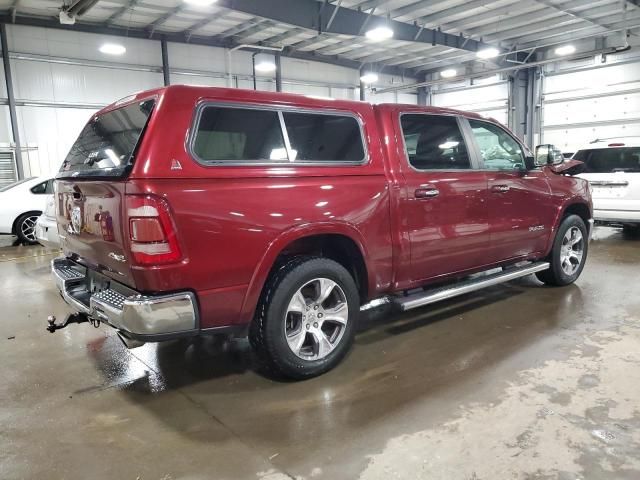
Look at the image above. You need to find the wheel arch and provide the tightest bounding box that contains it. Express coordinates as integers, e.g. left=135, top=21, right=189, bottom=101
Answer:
left=239, top=223, right=372, bottom=325
left=544, top=200, right=592, bottom=256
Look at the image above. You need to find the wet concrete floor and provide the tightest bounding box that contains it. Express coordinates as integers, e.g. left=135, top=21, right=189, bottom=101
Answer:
left=1, top=227, right=639, bottom=480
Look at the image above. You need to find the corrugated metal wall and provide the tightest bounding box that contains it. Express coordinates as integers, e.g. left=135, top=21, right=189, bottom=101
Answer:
left=542, top=52, right=640, bottom=153
left=432, top=76, right=509, bottom=126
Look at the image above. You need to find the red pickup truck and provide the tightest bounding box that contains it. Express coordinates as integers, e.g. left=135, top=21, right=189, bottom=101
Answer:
left=49, top=85, right=592, bottom=379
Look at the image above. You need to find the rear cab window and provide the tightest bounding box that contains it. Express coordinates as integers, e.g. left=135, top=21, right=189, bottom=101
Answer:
left=399, top=114, right=471, bottom=170
left=190, top=104, right=366, bottom=165
left=573, top=147, right=640, bottom=173
left=58, top=99, right=155, bottom=178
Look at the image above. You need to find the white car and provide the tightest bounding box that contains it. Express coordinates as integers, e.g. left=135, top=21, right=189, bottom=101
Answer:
left=35, top=195, right=60, bottom=248
left=573, top=138, right=640, bottom=231
left=0, top=177, right=54, bottom=244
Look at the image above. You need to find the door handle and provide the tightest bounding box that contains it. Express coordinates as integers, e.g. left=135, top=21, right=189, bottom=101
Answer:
left=415, top=188, right=440, bottom=199
left=491, top=185, right=510, bottom=193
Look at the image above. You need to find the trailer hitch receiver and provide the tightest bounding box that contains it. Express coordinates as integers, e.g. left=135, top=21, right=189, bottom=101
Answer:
left=46, top=313, right=91, bottom=333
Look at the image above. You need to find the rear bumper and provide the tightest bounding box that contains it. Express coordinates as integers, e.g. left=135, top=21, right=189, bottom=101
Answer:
left=594, top=209, right=640, bottom=224
left=52, top=257, right=199, bottom=342
left=36, top=215, right=60, bottom=248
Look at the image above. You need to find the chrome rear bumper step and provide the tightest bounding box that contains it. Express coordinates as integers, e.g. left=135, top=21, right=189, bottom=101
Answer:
left=394, top=261, right=550, bottom=312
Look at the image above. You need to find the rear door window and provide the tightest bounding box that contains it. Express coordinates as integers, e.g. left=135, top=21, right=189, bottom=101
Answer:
left=282, top=112, right=365, bottom=162
left=193, top=106, right=287, bottom=163
left=573, top=147, right=640, bottom=173
left=400, top=114, right=471, bottom=170
left=59, top=99, right=155, bottom=178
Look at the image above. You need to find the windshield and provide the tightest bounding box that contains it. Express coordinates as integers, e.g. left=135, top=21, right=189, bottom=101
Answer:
left=573, top=147, right=640, bottom=173
left=0, top=177, right=36, bottom=193
left=58, top=99, right=155, bottom=178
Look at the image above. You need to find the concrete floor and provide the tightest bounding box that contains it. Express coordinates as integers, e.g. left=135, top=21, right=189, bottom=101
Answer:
left=1, top=228, right=639, bottom=480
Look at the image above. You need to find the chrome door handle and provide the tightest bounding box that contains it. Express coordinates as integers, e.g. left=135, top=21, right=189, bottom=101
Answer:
left=415, top=188, right=440, bottom=199
left=491, top=185, right=510, bottom=193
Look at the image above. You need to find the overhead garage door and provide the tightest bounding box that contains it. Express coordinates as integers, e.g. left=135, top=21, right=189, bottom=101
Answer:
left=432, top=80, right=509, bottom=126
left=0, top=150, right=16, bottom=188
left=542, top=57, right=640, bottom=154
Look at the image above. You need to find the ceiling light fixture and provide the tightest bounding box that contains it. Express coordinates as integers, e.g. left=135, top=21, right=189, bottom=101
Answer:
left=440, top=68, right=457, bottom=78
left=476, top=47, right=500, bottom=59
left=365, top=26, right=394, bottom=42
left=99, top=43, right=126, bottom=55
left=183, top=0, right=217, bottom=6
left=555, top=44, right=576, bottom=56
left=360, top=72, right=379, bottom=84
left=254, top=53, right=277, bottom=72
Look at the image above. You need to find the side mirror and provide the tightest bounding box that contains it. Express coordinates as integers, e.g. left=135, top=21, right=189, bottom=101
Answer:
left=535, top=144, right=564, bottom=166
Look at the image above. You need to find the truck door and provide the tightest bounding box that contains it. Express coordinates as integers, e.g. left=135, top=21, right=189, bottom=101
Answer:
left=463, top=118, right=554, bottom=263
left=395, top=113, right=490, bottom=286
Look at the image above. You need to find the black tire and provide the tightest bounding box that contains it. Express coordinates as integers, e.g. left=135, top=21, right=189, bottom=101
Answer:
left=15, top=212, right=41, bottom=245
left=536, top=214, right=588, bottom=286
left=249, top=256, right=360, bottom=380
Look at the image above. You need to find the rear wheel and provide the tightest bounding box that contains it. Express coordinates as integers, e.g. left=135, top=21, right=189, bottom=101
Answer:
left=15, top=213, right=41, bottom=245
left=536, top=214, right=588, bottom=286
left=250, top=257, right=359, bottom=379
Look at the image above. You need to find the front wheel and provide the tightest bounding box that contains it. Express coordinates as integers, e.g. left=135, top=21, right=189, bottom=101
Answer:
left=250, top=257, right=359, bottom=379
left=536, top=214, right=588, bottom=286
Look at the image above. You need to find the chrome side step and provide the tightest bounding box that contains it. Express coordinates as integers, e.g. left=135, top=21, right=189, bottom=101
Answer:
left=394, top=261, right=550, bottom=312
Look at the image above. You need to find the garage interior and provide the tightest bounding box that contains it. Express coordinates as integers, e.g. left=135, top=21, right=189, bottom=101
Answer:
left=1, top=0, right=640, bottom=479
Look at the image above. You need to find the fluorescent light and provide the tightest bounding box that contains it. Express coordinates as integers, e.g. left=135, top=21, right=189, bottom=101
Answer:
left=99, top=43, right=126, bottom=55
left=555, top=44, right=576, bottom=56
left=269, top=148, right=288, bottom=160
left=360, top=72, right=379, bottom=84
left=183, top=0, right=217, bottom=5
left=365, top=26, right=394, bottom=42
left=255, top=61, right=276, bottom=72
left=440, top=68, right=457, bottom=78
left=254, top=52, right=276, bottom=73
left=477, top=47, right=500, bottom=59
left=439, top=141, right=459, bottom=149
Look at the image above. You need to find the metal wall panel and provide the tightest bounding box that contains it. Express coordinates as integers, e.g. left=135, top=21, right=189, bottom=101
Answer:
left=542, top=55, right=640, bottom=152
left=432, top=80, right=509, bottom=125
left=6, top=25, right=162, bottom=67
left=16, top=106, right=98, bottom=177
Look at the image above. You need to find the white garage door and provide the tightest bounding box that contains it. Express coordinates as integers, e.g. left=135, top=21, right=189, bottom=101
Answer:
left=0, top=151, right=16, bottom=188
left=542, top=57, right=640, bottom=154
left=432, top=80, right=509, bottom=126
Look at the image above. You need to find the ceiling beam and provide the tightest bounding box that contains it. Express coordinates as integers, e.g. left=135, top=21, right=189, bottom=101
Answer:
left=0, top=14, right=416, bottom=78
left=215, top=0, right=492, bottom=53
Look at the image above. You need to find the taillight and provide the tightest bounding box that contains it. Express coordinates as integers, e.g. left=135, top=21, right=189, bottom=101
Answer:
left=126, top=195, right=182, bottom=265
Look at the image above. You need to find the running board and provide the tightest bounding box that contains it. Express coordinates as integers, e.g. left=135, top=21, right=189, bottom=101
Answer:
left=394, top=261, right=550, bottom=312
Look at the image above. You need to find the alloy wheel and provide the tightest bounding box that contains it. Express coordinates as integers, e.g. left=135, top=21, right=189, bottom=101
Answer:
left=20, top=215, right=39, bottom=243
left=560, top=226, right=584, bottom=276
left=284, top=277, right=349, bottom=360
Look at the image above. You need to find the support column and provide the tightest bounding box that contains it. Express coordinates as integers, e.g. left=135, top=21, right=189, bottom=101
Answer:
left=417, top=74, right=432, bottom=106
left=509, top=68, right=541, bottom=149
left=359, top=68, right=366, bottom=101
left=275, top=53, right=282, bottom=92
left=0, top=23, right=24, bottom=180
left=160, top=37, right=170, bottom=86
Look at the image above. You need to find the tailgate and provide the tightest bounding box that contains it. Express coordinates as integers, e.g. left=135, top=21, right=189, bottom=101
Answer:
left=579, top=173, right=640, bottom=212
left=56, top=180, right=135, bottom=286
left=53, top=97, right=156, bottom=288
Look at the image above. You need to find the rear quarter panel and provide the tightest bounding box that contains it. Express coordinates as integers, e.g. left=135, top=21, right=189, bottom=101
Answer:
left=128, top=86, right=393, bottom=328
